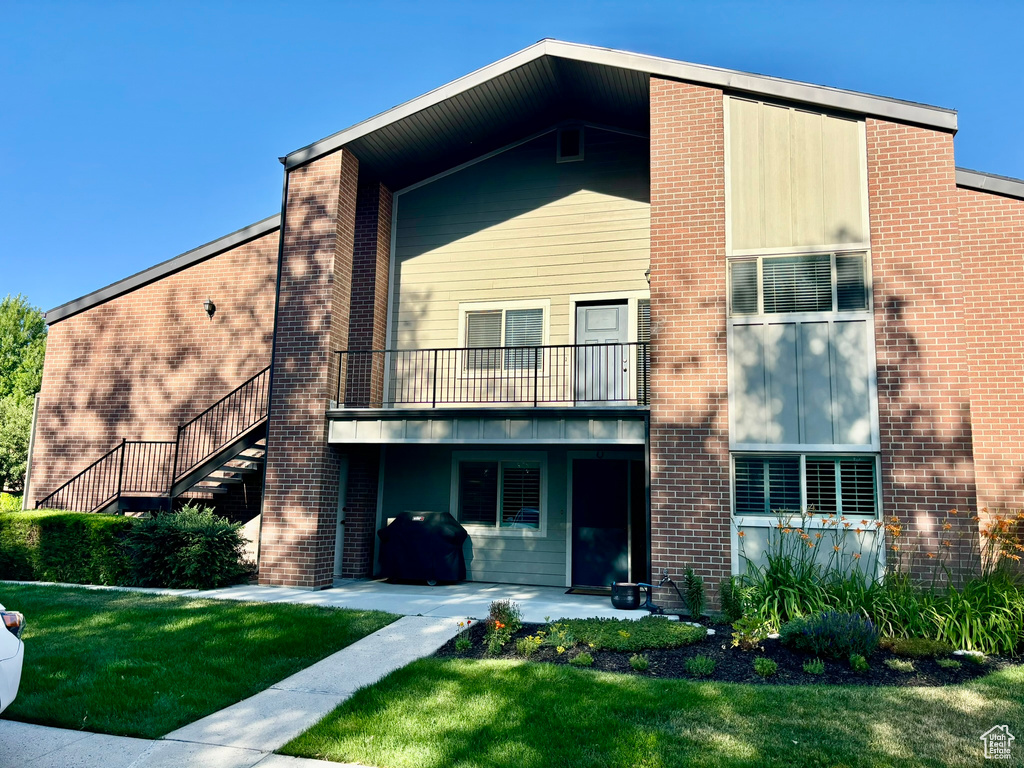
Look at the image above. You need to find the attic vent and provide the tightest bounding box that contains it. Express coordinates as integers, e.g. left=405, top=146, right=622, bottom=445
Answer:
left=557, top=127, right=584, bottom=163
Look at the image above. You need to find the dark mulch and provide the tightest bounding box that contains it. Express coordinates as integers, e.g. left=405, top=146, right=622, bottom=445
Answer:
left=435, top=619, right=1015, bottom=687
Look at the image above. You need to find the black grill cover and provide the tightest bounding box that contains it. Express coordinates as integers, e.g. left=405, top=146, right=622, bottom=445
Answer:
left=377, top=511, right=468, bottom=583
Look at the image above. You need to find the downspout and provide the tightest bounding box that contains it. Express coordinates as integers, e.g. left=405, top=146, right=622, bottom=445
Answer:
left=254, top=157, right=292, bottom=569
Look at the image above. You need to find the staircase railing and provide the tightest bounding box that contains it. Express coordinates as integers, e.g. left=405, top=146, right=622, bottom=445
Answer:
left=36, top=366, right=271, bottom=514
left=171, top=366, right=271, bottom=483
left=36, top=439, right=175, bottom=512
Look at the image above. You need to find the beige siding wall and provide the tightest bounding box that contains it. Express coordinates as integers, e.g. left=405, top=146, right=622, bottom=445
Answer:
left=391, top=128, right=650, bottom=349
left=727, top=97, right=868, bottom=253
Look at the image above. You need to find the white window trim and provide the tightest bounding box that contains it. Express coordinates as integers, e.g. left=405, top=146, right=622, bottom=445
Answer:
left=450, top=450, right=548, bottom=538
left=456, top=299, right=552, bottom=379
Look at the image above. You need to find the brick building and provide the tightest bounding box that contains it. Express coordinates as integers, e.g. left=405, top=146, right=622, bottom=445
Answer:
left=26, top=41, right=1024, bottom=599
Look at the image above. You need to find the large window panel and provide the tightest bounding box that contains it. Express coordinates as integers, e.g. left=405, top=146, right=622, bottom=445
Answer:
left=735, top=454, right=878, bottom=518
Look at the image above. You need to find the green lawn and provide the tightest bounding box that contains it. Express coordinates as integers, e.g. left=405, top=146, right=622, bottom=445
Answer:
left=0, top=583, right=397, bottom=738
left=282, top=658, right=1024, bottom=768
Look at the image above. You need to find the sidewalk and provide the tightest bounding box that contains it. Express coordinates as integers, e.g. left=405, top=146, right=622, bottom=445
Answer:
left=1, top=615, right=459, bottom=768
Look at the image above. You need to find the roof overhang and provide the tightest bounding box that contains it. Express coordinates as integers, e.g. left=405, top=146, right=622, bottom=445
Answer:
left=285, top=39, right=958, bottom=188
left=956, top=168, right=1024, bottom=201
left=45, top=214, right=281, bottom=325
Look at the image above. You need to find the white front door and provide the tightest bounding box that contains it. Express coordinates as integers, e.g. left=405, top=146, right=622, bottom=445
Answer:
left=575, top=302, right=629, bottom=403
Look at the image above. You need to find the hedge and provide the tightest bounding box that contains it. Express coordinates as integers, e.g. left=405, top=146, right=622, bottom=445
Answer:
left=0, top=510, right=135, bottom=585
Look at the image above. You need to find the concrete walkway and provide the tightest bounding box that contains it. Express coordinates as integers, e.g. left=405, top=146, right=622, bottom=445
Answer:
left=3, top=578, right=642, bottom=623
left=1, top=615, right=459, bottom=768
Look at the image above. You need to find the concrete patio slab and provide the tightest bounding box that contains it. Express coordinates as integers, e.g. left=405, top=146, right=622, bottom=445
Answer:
left=162, top=615, right=459, bottom=752
left=18, top=730, right=152, bottom=768
left=0, top=720, right=93, bottom=764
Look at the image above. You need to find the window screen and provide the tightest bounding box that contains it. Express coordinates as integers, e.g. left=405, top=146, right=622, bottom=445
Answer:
left=466, top=311, right=502, bottom=370
left=500, top=462, right=541, bottom=529
left=458, top=462, right=498, bottom=525
left=734, top=456, right=800, bottom=515
left=838, top=458, right=876, bottom=516
left=762, top=255, right=832, bottom=313
left=504, top=308, right=543, bottom=370
left=836, top=254, right=869, bottom=311
left=730, top=260, right=759, bottom=315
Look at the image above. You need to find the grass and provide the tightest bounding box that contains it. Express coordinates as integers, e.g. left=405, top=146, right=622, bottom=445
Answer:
left=0, top=583, right=397, bottom=738
left=282, top=658, right=1024, bottom=768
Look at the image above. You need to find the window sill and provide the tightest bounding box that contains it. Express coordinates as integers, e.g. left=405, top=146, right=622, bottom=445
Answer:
left=462, top=524, right=547, bottom=539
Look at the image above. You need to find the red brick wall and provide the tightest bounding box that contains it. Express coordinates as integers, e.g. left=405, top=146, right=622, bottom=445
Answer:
left=339, top=446, right=380, bottom=579
left=649, top=77, right=731, bottom=609
left=959, top=187, right=1024, bottom=513
left=29, top=230, right=279, bottom=504
left=865, top=119, right=978, bottom=574
left=345, top=183, right=393, bottom=406
left=259, top=149, right=360, bottom=588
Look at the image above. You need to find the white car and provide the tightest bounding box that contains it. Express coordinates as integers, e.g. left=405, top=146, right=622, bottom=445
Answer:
left=0, top=602, right=24, bottom=714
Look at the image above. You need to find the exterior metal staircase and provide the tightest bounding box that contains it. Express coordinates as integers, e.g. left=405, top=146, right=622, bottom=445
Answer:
left=37, top=367, right=270, bottom=514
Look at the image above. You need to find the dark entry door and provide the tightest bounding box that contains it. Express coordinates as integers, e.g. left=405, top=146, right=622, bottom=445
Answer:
left=571, top=459, right=629, bottom=587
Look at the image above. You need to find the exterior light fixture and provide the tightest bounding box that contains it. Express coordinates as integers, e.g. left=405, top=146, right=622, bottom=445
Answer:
left=645, top=266, right=651, bottom=285
left=203, top=298, right=216, bottom=319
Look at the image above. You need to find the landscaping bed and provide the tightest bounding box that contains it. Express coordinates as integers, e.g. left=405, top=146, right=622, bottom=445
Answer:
left=435, top=617, right=1013, bottom=687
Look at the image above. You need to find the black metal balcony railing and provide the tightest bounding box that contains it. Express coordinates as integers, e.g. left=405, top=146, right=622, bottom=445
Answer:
left=335, top=342, right=650, bottom=408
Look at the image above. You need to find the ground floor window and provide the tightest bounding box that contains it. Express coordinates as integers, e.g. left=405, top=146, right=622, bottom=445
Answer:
left=452, top=452, right=545, bottom=532
left=733, top=454, right=878, bottom=517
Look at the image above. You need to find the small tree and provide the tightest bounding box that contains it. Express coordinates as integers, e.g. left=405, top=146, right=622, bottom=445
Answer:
left=0, top=295, right=47, bottom=492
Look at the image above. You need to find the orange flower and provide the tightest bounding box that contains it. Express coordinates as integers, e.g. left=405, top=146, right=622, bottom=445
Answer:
left=949, top=509, right=958, bottom=515
left=926, top=553, right=936, bottom=559
left=807, top=542, right=815, bottom=548
left=891, top=545, right=900, bottom=552
left=942, top=522, right=952, bottom=531
left=815, top=532, right=822, bottom=539
left=942, top=541, right=952, bottom=548
left=737, top=531, right=746, bottom=538
left=833, top=545, right=840, bottom=553
left=853, top=553, right=862, bottom=560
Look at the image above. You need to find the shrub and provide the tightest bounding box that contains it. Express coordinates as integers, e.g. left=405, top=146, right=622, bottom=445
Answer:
left=455, top=636, right=472, bottom=653
left=569, top=652, right=593, bottom=667
left=849, top=653, right=870, bottom=673
left=0, top=510, right=134, bottom=584
left=719, top=575, right=746, bottom=623
left=683, top=567, right=705, bottom=619
left=779, top=611, right=879, bottom=659
left=515, top=633, right=544, bottom=657
left=936, top=658, right=961, bottom=670
left=884, top=658, right=915, bottom=673
left=731, top=614, right=772, bottom=650
left=0, top=493, right=21, bottom=514
left=488, top=600, right=523, bottom=634
left=879, top=636, right=953, bottom=658
left=543, top=621, right=578, bottom=650
left=685, top=655, right=715, bottom=677
left=803, top=658, right=825, bottom=675
left=629, top=653, right=649, bottom=671
left=128, top=505, right=249, bottom=589
left=753, top=657, right=778, bottom=678
left=550, top=616, right=704, bottom=652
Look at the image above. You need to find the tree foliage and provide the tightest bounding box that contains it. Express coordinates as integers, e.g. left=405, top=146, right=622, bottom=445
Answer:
left=0, top=294, right=46, bottom=491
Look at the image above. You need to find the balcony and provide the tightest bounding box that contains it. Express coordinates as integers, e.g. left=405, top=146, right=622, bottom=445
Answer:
left=334, top=342, right=650, bottom=409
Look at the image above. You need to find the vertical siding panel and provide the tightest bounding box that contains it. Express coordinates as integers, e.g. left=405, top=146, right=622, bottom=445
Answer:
left=791, top=110, right=826, bottom=247
left=761, top=104, right=794, bottom=249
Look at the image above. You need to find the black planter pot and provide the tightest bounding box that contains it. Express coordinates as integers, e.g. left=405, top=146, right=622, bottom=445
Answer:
left=611, top=582, right=641, bottom=610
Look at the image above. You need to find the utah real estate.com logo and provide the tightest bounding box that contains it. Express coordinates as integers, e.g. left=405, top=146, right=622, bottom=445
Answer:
left=980, top=725, right=1015, bottom=760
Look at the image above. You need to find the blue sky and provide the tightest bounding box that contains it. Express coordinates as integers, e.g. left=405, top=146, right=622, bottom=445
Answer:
left=2, top=1, right=1022, bottom=313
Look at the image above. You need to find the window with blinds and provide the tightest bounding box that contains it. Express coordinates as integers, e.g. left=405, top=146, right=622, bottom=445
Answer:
left=504, top=308, right=543, bottom=370
left=729, top=253, right=869, bottom=316
left=458, top=461, right=498, bottom=525
left=500, top=462, right=541, bottom=528
left=735, top=454, right=877, bottom=517
left=465, top=311, right=502, bottom=370
left=456, top=459, right=543, bottom=530
left=734, top=456, right=800, bottom=515
left=464, top=307, right=544, bottom=370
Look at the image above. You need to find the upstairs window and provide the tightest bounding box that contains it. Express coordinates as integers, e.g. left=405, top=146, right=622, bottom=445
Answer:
left=464, top=306, right=545, bottom=371
left=729, top=253, right=869, bottom=316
